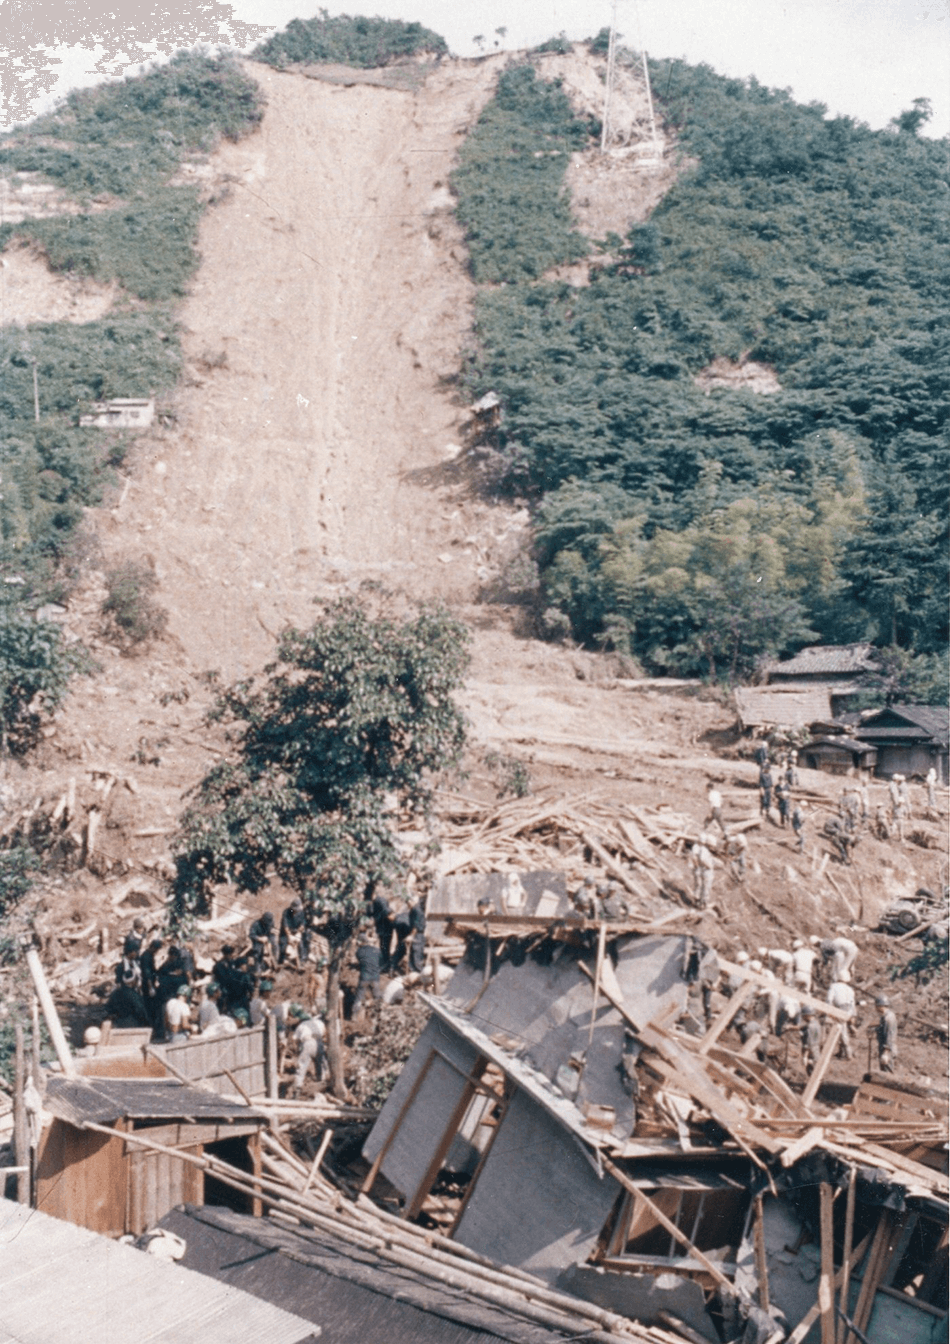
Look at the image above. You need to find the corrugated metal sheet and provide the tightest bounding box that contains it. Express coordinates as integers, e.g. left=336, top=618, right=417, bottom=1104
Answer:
left=734, top=686, right=833, bottom=730
left=0, top=1198, right=319, bottom=1344
left=45, top=1076, right=266, bottom=1125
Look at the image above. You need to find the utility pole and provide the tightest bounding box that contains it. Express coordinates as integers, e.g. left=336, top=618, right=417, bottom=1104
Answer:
left=634, top=0, right=661, bottom=157
left=32, top=359, right=39, bottom=423
left=600, top=0, right=619, bottom=153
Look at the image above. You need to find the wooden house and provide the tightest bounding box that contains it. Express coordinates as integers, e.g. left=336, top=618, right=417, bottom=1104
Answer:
left=35, top=1075, right=267, bottom=1237
left=853, top=704, right=950, bottom=782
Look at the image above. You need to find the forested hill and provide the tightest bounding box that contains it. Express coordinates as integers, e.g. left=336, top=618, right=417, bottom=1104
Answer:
left=455, top=48, right=949, bottom=685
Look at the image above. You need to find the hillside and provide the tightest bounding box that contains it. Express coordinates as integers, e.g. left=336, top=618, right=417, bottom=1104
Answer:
left=0, top=43, right=946, bottom=1105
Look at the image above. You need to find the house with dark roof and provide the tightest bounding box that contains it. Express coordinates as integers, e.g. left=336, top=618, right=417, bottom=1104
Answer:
left=853, top=704, right=950, bottom=781
left=763, top=644, right=879, bottom=685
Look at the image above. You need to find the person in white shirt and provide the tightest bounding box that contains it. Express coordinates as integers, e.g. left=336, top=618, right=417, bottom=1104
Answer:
left=689, top=842, right=715, bottom=908
left=790, top=939, right=818, bottom=993
left=705, top=787, right=727, bottom=835
left=290, top=1013, right=326, bottom=1096
left=827, top=979, right=856, bottom=1059
left=821, top=936, right=858, bottom=984
left=164, top=987, right=192, bottom=1043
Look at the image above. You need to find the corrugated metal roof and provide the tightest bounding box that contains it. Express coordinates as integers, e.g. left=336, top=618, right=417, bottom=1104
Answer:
left=764, top=643, right=878, bottom=676
left=734, top=686, right=833, bottom=730
left=0, top=1198, right=319, bottom=1344
left=45, top=1076, right=266, bottom=1126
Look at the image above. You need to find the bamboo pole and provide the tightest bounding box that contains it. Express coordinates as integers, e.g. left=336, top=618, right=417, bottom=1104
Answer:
left=819, top=1182, right=835, bottom=1344
left=25, top=949, right=75, bottom=1075
left=753, top=1195, right=769, bottom=1310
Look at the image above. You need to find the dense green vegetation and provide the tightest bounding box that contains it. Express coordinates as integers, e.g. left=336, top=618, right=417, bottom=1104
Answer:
left=0, top=53, right=262, bottom=746
left=456, top=52, right=949, bottom=679
left=254, top=11, right=447, bottom=68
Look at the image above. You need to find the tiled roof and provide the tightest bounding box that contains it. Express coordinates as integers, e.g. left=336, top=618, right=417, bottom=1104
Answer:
left=734, top=686, right=833, bottom=730
left=856, top=704, right=949, bottom=747
left=765, top=644, right=878, bottom=677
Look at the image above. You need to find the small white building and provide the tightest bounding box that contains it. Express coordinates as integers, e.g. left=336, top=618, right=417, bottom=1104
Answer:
left=80, top=397, right=154, bottom=429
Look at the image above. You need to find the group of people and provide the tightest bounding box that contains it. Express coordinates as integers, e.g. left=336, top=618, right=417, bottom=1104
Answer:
left=719, top=933, right=898, bottom=1073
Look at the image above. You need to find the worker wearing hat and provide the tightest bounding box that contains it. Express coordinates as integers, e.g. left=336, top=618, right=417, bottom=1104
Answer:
left=800, top=1004, right=822, bottom=1073
left=872, top=995, right=898, bottom=1072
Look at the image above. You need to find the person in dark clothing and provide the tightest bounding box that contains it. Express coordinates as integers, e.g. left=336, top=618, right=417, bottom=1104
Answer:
left=775, top=781, right=791, bottom=828
left=155, top=945, right=190, bottom=1036
left=390, top=906, right=412, bottom=974
left=248, top=912, right=278, bottom=971
left=759, top=767, right=773, bottom=815
left=407, top=899, right=426, bottom=974
left=139, top=938, right=164, bottom=1034
left=368, top=889, right=394, bottom=972
left=279, top=898, right=308, bottom=966
left=214, top=945, right=253, bottom=1018
left=352, top=935, right=382, bottom=1012
left=106, top=940, right=149, bottom=1025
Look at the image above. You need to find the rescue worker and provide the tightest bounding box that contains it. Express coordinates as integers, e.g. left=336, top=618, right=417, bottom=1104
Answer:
left=248, top=911, right=278, bottom=972
left=106, top=936, right=149, bottom=1026
left=352, top=933, right=382, bottom=1013
left=164, top=985, right=192, bottom=1043
left=367, top=886, right=394, bottom=973
left=408, top=898, right=427, bottom=975
left=873, top=995, right=898, bottom=1072
left=689, top=840, right=715, bottom=908
left=759, top=765, right=773, bottom=816
left=390, top=904, right=412, bottom=973
left=726, top=832, right=748, bottom=882
left=289, top=1010, right=326, bottom=1096
left=791, top=800, right=807, bottom=853
left=827, top=978, right=856, bottom=1059
left=775, top=780, right=791, bottom=828
left=279, top=897, right=308, bottom=967
left=800, top=1005, right=822, bottom=1072
left=705, top=786, right=727, bottom=835
left=821, top=936, right=858, bottom=984
left=824, top=815, right=858, bottom=865
left=925, top=767, right=938, bottom=813
left=790, top=938, right=818, bottom=994
left=725, top=949, right=751, bottom=996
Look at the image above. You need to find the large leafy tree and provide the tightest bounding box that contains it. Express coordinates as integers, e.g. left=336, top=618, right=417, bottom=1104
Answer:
left=170, top=592, right=470, bottom=1094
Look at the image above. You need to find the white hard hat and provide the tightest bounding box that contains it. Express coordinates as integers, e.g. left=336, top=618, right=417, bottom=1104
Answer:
left=809, top=935, right=820, bottom=945
left=736, top=950, right=750, bottom=963
left=757, top=946, right=767, bottom=958
left=84, top=1026, right=102, bottom=1045
left=792, top=939, right=804, bottom=950
left=749, top=959, right=763, bottom=972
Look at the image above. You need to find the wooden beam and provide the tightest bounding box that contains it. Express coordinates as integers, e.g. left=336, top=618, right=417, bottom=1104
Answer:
left=589, top=921, right=607, bottom=1047
left=837, top=1168, right=856, bottom=1344
left=13, top=1023, right=29, bottom=1204
left=846, top=1212, right=894, bottom=1344
left=601, top=1156, right=732, bottom=1290
left=699, top=980, right=755, bottom=1054
left=405, top=1060, right=485, bottom=1220
left=819, top=1181, right=835, bottom=1344
left=360, top=1050, right=436, bottom=1195
left=754, top=1195, right=770, bottom=1310
left=25, top=948, right=75, bottom=1075
left=802, top=1024, right=842, bottom=1109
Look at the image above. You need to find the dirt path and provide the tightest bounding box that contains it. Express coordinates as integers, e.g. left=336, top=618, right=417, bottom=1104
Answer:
left=101, top=58, right=509, bottom=679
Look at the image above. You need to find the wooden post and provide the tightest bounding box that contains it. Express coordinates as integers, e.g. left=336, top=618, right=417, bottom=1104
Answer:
left=30, top=995, right=42, bottom=1093
left=786, top=1232, right=873, bottom=1344
left=32, top=361, right=39, bottom=422
left=837, top=1168, right=856, bottom=1344
left=753, top=1194, right=770, bottom=1310
left=13, top=1024, right=29, bottom=1204
left=266, top=1011, right=279, bottom=1101
left=26, top=948, right=75, bottom=1075
left=819, top=1181, right=835, bottom=1344
left=250, top=1130, right=263, bottom=1218
left=589, top=922, right=607, bottom=1047
left=699, top=979, right=755, bottom=1054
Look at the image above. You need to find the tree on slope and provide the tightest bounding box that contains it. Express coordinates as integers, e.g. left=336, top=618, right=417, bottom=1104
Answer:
left=170, top=591, right=470, bottom=1094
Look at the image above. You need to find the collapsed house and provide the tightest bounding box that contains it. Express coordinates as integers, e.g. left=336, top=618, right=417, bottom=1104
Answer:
left=362, top=918, right=949, bottom=1344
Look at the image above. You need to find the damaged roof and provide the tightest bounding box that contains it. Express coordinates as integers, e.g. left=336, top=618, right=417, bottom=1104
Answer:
left=0, top=1198, right=318, bottom=1344
left=159, top=1204, right=592, bottom=1344
left=44, top=1075, right=267, bottom=1126
left=764, top=643, right=879, bottom=676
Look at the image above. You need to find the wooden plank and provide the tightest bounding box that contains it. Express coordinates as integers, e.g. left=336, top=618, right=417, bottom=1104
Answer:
left=819, top=1181, right=835, bottom=1344
left=600, top=1156, right=733, bottom=1290
left=698, top=980, right=755, bottom=1054
left=127, top=1121, right=259, bottom=1148
left=754, top=1195, right=769, bottom=1310
left=849, top=1212, right=896, bottom=1344
left=802, top=1024, right=842, bottom=1109
left=706, top=1048, right=813, bottom=1120
left=837, top=1167, right=856, bottom=1344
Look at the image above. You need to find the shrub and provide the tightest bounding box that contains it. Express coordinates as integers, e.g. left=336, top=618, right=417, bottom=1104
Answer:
left=0, top=603, right=84, bottom=752
left=254, top=12, right=448, bottom=69
left=101, top=558, right=169, bottom=648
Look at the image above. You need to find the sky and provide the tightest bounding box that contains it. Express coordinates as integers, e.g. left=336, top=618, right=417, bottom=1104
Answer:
left=1, top=0, right=948, bottom=137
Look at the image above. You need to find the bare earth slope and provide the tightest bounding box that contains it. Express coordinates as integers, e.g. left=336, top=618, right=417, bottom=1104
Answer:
left=101, top=58, right=507, bottom=678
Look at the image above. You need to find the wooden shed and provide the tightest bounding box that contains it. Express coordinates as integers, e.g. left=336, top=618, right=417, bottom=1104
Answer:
left=35, top=1075, right=266, bottom=1237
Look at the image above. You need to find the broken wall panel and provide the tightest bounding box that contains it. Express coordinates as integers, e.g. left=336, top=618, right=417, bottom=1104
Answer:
left=612, top=936, right=689, bottom=1028
left=361, top=1018, right=481, bottom=1198
left=453, top=1087, right=618, bottom=1284
left=559, top=1264, right=718, bottom=1343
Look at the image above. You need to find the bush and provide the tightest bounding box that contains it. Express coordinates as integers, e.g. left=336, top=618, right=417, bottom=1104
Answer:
left=0, top=604, right=84, bottom=752
left=254, top=12, right=448, bottom=69
left=101, top=558, right=169, bottom=648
